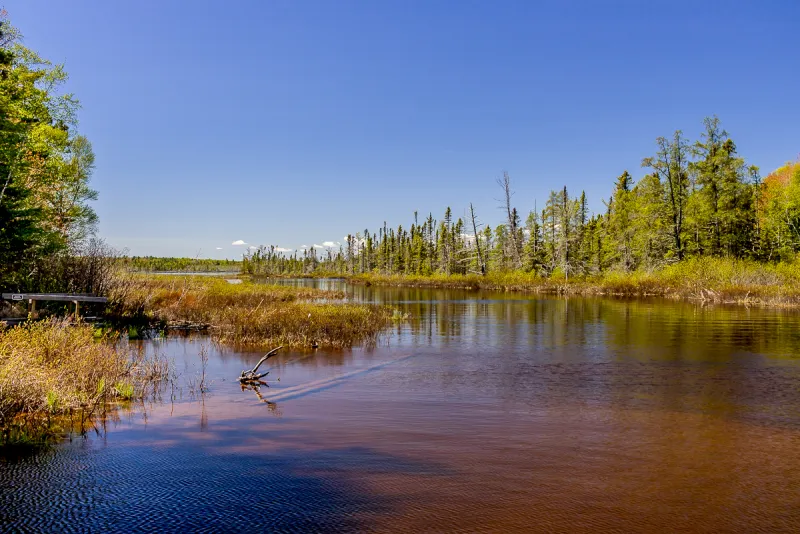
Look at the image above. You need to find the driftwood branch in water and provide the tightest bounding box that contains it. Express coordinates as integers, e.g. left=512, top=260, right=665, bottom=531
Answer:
left=238, top=346, right=283, bottom=383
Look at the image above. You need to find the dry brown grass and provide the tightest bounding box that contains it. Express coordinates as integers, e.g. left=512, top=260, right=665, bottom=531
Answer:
left=107, top=274, right=393, bottom=348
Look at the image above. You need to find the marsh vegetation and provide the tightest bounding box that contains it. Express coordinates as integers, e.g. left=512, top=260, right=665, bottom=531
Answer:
left=107, top=274, right=394, bottom=349
left=0, top=320, right=172, bottom=448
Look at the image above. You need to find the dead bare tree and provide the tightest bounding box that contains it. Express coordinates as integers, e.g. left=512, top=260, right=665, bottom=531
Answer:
left=496, top=172, right=522, bottom=269
left=469, top=203, right=486, bottom=275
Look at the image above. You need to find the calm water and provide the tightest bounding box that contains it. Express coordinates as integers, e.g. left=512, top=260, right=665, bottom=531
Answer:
left=3, top=281, right=800, bottom=533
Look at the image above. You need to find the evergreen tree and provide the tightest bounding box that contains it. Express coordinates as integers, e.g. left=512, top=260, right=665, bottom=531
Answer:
left=605, top=171, right=636, bottom=270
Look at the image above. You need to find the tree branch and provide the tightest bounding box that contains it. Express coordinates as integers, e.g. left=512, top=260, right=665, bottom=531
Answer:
left=238, top=346, right=283, bottom=382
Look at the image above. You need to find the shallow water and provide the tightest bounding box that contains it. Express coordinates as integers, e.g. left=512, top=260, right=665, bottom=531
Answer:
left=2, top=281, right=800, bottom=532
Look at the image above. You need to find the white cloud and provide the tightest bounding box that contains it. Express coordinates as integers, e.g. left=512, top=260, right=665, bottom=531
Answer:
left=348, top=235, right=366, bottom=248
left=215, top=247, right=223, bottom=250
left=248, top=246, right=258, bottom=250
left=313, top=244, right=326, bottom=249
left=322, top=241, right=337, bottom=247
left=275, top=247, right=292, bottom=252
left=231, top=240, right=247, bottom=246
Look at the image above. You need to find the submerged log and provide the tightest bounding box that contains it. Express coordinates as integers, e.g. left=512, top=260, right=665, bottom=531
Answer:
left=237, top=346, right=283, bottom=383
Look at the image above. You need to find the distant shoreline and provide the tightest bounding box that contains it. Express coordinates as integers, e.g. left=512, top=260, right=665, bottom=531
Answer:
left=344, top=268, right=800, bottom=308
left=242, top=258, right=800, bottom=309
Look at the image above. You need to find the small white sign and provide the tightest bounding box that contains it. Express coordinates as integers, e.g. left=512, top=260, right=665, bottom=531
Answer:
left=11, top=294, right=23, bottom=301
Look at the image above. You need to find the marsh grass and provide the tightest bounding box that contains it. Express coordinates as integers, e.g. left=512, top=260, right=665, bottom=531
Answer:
left=350, top=257, right=800, bottom=306
left=214, top=301, right=393, bottom=348
left=106, top=274, right=393, bottom=349
left=0, top=319, right=174, bottom=448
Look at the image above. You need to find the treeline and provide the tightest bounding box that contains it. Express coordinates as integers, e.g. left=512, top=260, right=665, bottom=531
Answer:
left=0, top=12, right=104, bottom=293
left=119, top=257, right=241, bottom=273
left=244, top=116, right=800, bottom=278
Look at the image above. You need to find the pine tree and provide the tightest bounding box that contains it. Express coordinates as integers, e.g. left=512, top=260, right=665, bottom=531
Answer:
left=605, top=171, right=636, bottom=270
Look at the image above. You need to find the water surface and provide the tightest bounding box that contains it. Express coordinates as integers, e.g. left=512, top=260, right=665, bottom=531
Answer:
left=2, top=281, right=800, bottom=532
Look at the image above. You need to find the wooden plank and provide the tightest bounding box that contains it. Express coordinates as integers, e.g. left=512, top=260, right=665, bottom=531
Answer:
left=1, top=293, right=108, bottom=303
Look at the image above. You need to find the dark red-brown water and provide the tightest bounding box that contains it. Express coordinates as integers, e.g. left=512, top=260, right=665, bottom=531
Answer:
left=2, top=281, right=800, bottom=532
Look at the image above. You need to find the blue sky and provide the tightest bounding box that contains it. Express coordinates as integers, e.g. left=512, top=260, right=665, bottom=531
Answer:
left=6, top=0, right=799, bottom=258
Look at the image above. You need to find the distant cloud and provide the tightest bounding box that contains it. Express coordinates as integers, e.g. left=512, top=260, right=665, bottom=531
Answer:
left=248, top=246, right=258, bottom=250
left=313, top=244, right=326, bottom=249
left=275, top=247, right=292, bottom=252
left=215, top=247, right=223, bottom=250
left=322, top=241, right=338, bottom=248
left=301, top=245, right=308, bottom=249
left=348, top=235, right=366, bottom=248
left=231, top=240, right=247, bottom=246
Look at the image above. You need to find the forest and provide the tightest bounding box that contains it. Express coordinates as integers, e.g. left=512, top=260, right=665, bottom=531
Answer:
left=243, top=120, right=800, bottom=283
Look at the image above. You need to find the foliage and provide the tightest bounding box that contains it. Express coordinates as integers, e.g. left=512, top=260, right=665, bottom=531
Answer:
left=757, top=161, right=800, bottom=260
left=0, top=12, right=99, bottom=292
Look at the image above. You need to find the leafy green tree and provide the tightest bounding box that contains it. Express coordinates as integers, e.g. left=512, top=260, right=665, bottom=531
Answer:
left=0, top=12, right=99, bottom=291
left=757, top=161, right=800, bottom=260
left=643, top=131, right=691, bottom=260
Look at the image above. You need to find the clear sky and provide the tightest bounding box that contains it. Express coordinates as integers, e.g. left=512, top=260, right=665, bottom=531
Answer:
left=5, top=0, right=799, bottom=258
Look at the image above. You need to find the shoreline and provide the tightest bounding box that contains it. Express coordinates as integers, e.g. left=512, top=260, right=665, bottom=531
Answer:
left=243, top=257, right=800, bottom=309
left=343, top=272, right=800, bottom=308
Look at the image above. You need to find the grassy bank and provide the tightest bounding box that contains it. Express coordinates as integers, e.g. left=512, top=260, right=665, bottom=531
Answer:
left=349, top=258, right=800, bottom=307
left=108, top=275, right=394, bottom=348
left=0, top=320, right=170, bottom=449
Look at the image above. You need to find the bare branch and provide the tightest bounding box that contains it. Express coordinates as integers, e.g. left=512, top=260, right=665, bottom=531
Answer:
left=238, top=346, right=283, bottom=383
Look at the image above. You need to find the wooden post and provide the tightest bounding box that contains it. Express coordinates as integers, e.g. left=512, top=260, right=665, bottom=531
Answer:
left=29, top=299, right=36, bottom=318
left=73, top=300, right=80, bottom=319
